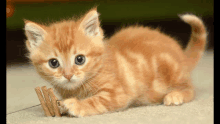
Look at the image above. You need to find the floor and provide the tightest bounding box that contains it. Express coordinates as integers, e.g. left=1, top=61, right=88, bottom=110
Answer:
left=7, top=50, right=213, bottom=124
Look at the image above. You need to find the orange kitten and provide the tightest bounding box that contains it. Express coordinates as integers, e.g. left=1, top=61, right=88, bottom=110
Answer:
left=24, top=8, right=207, bottom=117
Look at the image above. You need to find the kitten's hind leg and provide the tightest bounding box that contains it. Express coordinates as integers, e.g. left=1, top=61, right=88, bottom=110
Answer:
left=163, top=79, right=195, bottom=106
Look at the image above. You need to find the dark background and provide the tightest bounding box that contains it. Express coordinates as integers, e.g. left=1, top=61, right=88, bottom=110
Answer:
left=6, top=0, right=213, bottom=66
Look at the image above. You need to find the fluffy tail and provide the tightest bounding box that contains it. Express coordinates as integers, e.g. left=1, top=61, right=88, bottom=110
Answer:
left=179, top=14, right=207, bottom=71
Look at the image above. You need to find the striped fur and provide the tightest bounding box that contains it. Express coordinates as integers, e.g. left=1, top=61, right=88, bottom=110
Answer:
left=24, top=8, right=207, bottom=117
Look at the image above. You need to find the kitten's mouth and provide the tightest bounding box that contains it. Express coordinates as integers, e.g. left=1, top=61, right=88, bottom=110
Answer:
left=66, top=80, right=75, bottom=83
left=58, top=79, right=83, bottom=90
left=65, top=79, right=79, bottom=84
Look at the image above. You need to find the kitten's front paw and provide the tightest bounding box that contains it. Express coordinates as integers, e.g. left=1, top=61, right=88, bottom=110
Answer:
left=59, top=98, right=81, bottom=117
left=164, top=91, right=183, bottom=106
left=57, top=100, right=68, bottom=115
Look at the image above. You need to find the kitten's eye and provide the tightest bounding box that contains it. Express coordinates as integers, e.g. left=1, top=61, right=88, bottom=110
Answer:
left=48, top=59, right=60, bottom=68
left=75, top=55, right=86, bottom=65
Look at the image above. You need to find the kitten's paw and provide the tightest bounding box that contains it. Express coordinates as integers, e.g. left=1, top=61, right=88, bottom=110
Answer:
left=57, top=100, right=68, bottom=115
left=163, top=91, right=183, bottom=106
left=59, top=98, right=81, bottom=117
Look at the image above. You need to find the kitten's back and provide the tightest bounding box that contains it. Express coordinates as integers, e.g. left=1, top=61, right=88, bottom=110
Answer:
left=107, top=14, right=207, bottom=72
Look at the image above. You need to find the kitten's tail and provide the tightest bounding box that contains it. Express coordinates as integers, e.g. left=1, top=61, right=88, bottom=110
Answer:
left=179, top=14, right=207, bottom=71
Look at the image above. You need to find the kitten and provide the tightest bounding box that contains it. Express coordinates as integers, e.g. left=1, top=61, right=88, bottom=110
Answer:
left=24, top=8, right=207, bottom=117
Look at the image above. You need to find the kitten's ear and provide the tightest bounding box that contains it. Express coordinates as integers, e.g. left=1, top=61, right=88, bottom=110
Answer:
left=78, top=8, right=101, bottom=37
left=24, top=20, right=47, bottom=51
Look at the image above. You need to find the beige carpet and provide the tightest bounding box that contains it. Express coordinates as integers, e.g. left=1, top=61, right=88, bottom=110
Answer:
left=7, top=50, right=213, bottom=124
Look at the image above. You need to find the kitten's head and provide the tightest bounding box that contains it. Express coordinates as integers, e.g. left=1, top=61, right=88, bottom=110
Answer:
left=24, top=8, right=104, bottom=89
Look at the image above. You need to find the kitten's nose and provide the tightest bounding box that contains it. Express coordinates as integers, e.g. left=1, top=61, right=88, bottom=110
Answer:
left=64, top=74, right=73, bottom=81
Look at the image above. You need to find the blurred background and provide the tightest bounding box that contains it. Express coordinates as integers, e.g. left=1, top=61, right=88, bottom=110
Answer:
left=6, top=0, right=213, bottom=66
